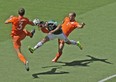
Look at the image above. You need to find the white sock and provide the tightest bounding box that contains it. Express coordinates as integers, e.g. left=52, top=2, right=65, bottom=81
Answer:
left=34, top=41, right=43, bottom=49
left=70, top=40, right=77, bottom=45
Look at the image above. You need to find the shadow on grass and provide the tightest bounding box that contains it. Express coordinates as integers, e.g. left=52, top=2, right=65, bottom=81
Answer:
left=42, top=55, right=112, bottom=68
left=59, top=55, right=112, bottom=66
left=32, top=67, right=69, bottom=78
left=33, top=55, right=112, bottom=78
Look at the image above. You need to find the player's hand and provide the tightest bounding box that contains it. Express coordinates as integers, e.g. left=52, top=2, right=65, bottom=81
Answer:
left=5, top=15, right=14, bottom=24
left=10, top=15, right=13, bottom=18
left=81, top=22, right=85, bottom=28
left=48, top=31, right=53, bottom=34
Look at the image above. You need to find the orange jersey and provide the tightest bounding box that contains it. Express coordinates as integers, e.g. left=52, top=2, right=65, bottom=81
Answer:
left=61, top=17, right=79, bottom=36
left=6, top=16, right=33, bottom=36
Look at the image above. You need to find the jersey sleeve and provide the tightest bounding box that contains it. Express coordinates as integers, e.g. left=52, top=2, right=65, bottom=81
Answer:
left=5, top=16, right=15, bottom=23
left=28, top=20, right=34, bottom=25
left=25, top=18, right=34, bottom=25
left=74, top=22, right=80, bottom=28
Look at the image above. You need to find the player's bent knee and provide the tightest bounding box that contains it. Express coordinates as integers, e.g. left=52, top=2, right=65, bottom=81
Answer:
left=65, top=41, right=71, bottom=44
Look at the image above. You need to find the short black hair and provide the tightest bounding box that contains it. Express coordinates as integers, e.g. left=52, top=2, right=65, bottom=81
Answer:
left=72, top=12, right=76, bottom=17
left=18, top=8, right=25, bottom=16
left=69, top=12, right=76, bottom=17
left=40, top=21, right=45, bottom=24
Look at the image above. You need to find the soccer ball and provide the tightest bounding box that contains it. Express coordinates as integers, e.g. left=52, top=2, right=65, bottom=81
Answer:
left=33, top=19, right=40, bottom=25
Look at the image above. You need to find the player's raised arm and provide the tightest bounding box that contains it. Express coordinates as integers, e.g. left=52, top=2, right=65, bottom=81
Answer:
left=78, top=22, right=85, bottom=29
left=5, top=15, right=14, bottom=24
left=27, top=20, right=35, bottom=26
left=49, top=24, right=62, bottom=34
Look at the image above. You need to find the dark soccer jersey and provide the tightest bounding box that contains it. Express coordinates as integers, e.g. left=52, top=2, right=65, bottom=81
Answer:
left=47, top=20, right=62, bottom=34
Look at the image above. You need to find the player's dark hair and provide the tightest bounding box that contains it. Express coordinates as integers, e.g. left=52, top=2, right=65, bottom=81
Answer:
left=18, top=8, right=25, bottom=16
left=40, top=21, right=45, bottom=24
left=69, top=12, right=76, bottom=17
left=72, top=12, right=76, bottom=17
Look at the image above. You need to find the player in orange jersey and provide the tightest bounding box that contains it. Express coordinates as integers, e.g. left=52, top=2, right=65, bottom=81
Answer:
left=5, top=8, right=35, bottom=71
left=52, top=12, right=85, bottom=62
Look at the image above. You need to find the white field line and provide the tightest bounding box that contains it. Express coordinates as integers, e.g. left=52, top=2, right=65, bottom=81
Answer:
left=98, top=74, right=116, bottom=82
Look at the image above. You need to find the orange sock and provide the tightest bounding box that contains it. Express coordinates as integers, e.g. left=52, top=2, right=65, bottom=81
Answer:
left=52, top=52, right=62, bottom=62
left=18, top=53, right=26, bottom=64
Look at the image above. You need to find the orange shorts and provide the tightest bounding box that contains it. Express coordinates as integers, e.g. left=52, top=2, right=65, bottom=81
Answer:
left=11, top=30, right=31, bottom=49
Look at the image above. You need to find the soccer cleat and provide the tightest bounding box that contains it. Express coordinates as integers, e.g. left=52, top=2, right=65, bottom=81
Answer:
left=77, top=41, right=83, bottom=50
left=30, top=29, right=35, bottom=38
left=28, top=47, right=35, bottom=53
left=25, top=61, right=29, bottom=71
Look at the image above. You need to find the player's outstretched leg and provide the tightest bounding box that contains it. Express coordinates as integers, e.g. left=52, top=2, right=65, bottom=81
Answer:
left=69, top=40, right=83, bottom=50
left=28, top=41, right=43, bottom=53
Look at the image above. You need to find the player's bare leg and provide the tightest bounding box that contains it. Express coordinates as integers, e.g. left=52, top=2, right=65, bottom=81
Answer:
left=52, top=40, right=64, bottom=62
left=52, top=39, right=83, bottom=62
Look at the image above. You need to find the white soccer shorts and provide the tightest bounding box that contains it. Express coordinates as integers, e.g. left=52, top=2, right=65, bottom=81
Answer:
left=47, top=33, right=69, bottom=42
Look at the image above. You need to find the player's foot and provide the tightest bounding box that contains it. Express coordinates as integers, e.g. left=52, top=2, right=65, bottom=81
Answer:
left=52, top=58, right=57, bottom=62
left=30, top=29, right=35, bottom=38
left=28, top=47, right=35, bottom=53
left=77, top=41, right=83, bottom=50
left=25, top=61, right=29, bottom=71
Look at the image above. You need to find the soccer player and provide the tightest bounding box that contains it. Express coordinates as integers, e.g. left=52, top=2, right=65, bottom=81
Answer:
left=52, top=12, right=85, bottom=62
left=28, top=20, right=82, bottom=55
left=5, top=8, right=35, bottom=71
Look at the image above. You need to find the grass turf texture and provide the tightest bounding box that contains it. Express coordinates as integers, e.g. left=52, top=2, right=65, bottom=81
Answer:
left=0, top=0, right=116, bottom=82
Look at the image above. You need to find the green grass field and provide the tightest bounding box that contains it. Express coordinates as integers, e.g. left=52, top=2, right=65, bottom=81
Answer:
left=0, top=0, right=116, bottom=82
